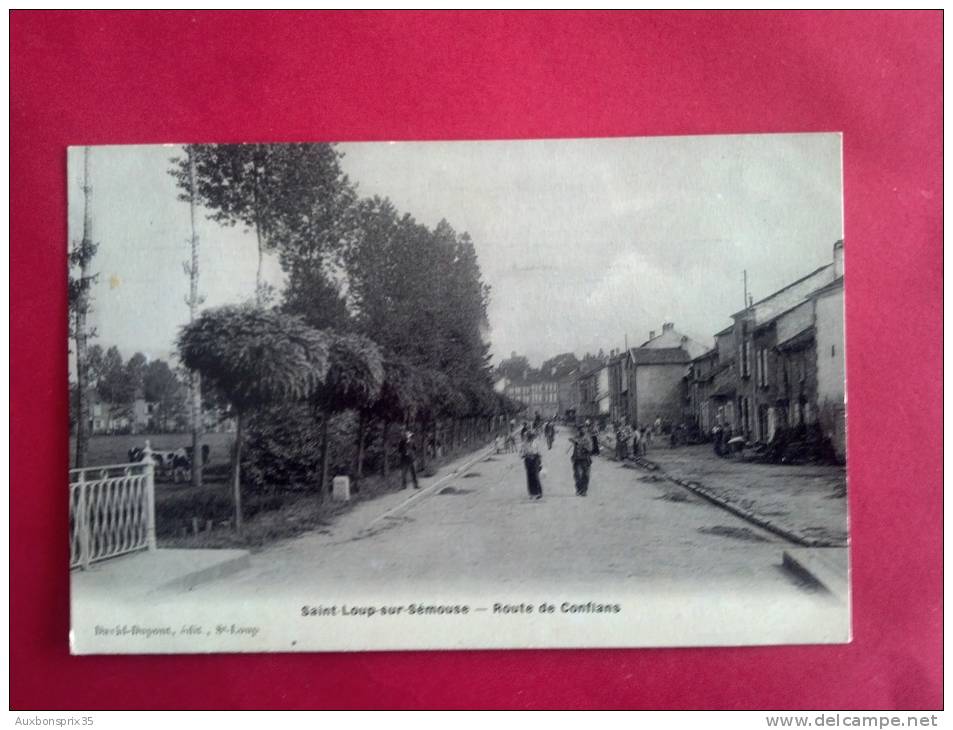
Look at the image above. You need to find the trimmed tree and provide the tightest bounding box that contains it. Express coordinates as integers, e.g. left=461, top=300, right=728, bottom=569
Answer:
left=311, top=333, right=384, bottom=496
left=370, top=356, right=428, bottom=480
left=178, top=305, right=330, bottom=531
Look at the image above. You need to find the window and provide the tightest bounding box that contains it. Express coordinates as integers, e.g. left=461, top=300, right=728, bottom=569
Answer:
left=739, top=339, right=751, bottom=378
left=755, top=348, right=769, bottom=388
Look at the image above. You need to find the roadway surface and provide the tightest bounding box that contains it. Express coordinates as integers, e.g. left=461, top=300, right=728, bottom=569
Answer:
left=79, top=429, right=849, bottom=652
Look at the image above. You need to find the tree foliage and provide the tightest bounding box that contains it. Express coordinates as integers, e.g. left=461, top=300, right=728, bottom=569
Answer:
left=178, top=305, right=331, bottom=411
left=171, top=143, right=355, bottom=303
left=312, top=333, right=385, bottom=415
left=169, top=143, right=505, bottom=498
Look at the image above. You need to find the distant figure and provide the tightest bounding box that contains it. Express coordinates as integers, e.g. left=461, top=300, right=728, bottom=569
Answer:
left=544, top=420, right=556, bottom=450
left=494, top=433, right=505, bottom=454
left=398, top=430, right=419, bottom=489
left=520, top=430, right=543, bottom=500
left=615, top=422, right=627, bottom=461
left=589, top=422, right=600, bottom=456
left=570, top=426, right=592, bottom=497
left=520, top=421, right=529, bottom=443
left=533, top=412, right=542, bottom=432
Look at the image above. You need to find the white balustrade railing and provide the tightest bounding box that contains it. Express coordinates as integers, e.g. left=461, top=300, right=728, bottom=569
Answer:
left=69, top=443, right=156, bottom=570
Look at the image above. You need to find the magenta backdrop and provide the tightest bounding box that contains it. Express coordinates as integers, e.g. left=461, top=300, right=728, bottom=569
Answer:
left=11, top=11, right=942, bottom=709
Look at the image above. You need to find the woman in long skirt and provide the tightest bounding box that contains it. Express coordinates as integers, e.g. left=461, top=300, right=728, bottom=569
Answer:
left=520, top=430, right=543, bottom=500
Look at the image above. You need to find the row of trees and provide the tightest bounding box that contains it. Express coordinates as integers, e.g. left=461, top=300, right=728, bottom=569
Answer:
left=495, top=351, right=608, bottom=384
left=172, top=144, right=523, bottom=531
left=69, top=346, right=188, bottom=434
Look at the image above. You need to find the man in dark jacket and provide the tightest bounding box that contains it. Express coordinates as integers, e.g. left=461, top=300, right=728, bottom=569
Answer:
left=398, top=430, right=419, bottom=489
left=570, top=425, right=593, bottom=497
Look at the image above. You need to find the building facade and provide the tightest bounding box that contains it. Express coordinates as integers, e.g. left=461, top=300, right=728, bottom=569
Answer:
left=504, top=379, right=562, bottom=420
left=810, top=274, right=846, bottom=462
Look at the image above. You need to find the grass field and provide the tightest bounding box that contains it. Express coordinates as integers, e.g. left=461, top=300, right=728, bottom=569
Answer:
left=69, top=431, right=235, bottom=473
left=70, top=430, right=494, bottom=549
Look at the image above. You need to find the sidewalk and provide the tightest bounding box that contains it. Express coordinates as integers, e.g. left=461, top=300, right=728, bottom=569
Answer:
left=319, top=439, right=498, bottom=541
left=630, top=443, right=847, bottom=547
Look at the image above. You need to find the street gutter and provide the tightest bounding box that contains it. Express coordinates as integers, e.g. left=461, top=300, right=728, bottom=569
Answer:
left=630, top=453, right=840, bottom=548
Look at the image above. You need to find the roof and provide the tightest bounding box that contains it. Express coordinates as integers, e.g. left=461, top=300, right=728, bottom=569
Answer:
left=714, top=324, right=734, bottom=337
left=775, top=326, right=816, bottom=352
left=808, top=275, right=845, bottom=299
left=690, top=347, right=718, bottom=364
left=753, top=299, right=812, bottom=333
left=628, top=347, right=690, bottom=366
left=711, top=381, right=736, bottom=399
left=731, top=263, right=832, bottom=319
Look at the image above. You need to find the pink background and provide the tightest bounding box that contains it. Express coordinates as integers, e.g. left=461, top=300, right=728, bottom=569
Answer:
left=11, top=11, right=942, bottom=709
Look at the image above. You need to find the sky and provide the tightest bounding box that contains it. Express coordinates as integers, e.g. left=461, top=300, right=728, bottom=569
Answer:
left=69, top=133, right=842, bottom=368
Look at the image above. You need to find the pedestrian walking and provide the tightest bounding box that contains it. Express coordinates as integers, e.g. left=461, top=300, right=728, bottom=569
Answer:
left=398, top=430, right=419, bottom=489
left=520, top=430, right=544, bottom=500
left=570, top=425, right=592, bottom=496
left=589, top=421, right=600, bottom=456
left=544, top=420, right=556, bottom=450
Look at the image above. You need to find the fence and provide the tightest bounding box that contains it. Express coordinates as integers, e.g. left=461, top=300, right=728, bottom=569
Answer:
left=69, top=451, right=156, bottom=570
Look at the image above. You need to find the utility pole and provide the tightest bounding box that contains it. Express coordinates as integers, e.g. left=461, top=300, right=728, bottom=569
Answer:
left=743, top=269, right=748, bottom=311
left=72, top=147, right=96, bottom=469
left=185, top=146, right=205, bottom=486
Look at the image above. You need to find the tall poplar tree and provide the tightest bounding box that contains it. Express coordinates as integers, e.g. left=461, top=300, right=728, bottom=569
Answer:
left=68, top=147, right=98, bottom=468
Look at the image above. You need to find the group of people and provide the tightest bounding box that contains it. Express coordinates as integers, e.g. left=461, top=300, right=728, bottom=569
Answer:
left=502, top=418, right=602, bottom=501
left=609, top=417, right=669, bottom=461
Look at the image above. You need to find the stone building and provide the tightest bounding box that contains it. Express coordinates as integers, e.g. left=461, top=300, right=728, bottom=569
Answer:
left=504, top=379, right=562, bottom=420
left=810, top=271, right=846, bottom=462
left=618, top=323, right=706, bottom=429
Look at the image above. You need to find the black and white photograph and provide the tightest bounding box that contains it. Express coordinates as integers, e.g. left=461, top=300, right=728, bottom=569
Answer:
left=68, top=133, right=848, bottom=653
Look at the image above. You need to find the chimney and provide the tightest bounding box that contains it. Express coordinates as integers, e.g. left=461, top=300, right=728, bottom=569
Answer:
left=649, top=330, right=656, bottom=340
left=663, top=322, right=674, bottom=332
left=833, top=239, right=844, bottom=279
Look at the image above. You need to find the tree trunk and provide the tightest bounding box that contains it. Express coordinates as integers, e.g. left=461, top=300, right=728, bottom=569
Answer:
left=187, top=148, right=203, bottom=487
left=232, top=411, right=244, bottom=533
left=418, top=418, right=429, bottom=473
left=354, top=411, right=366, bottom=492
left=74, top=326, right=89, bottom=469
left=254, top=221, right=265, bottom=306
left=381, top=421, right=390, bottom=478
left=319, top=414, right=331, bottom=497
left=252, top=150, right=266, bottom=306
left=73, top=147, right=93, bottom=469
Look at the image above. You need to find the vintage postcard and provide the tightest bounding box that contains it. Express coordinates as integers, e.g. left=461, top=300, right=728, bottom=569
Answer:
left=68, top=133, right=848, bottom=653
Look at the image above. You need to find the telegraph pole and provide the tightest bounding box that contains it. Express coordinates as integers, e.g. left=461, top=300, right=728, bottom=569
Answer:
left=185, top=146, right=205, bottom=486
left=73, top=147, right=95, bottom=468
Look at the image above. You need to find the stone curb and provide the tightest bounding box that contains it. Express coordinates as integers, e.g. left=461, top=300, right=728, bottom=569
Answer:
left=153, top=550, right=252, bottom=593
left=633, top=456, right=844, bottom=548
left=781, top=548, right=849, bottom=601
left=362, top=444, right=496, bottom=532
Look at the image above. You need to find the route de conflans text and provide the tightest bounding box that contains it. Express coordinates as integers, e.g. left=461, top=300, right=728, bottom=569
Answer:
left=300, top=601, right=622, bottom=618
